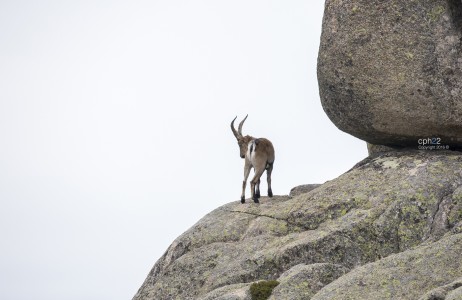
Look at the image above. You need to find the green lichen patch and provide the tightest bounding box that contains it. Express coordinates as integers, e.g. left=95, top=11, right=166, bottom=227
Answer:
left=250, top=280, right=279, bottom=300
left=427, top=5, right=445, bottom=22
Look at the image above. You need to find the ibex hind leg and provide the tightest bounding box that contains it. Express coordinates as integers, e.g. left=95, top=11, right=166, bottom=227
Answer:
left=241, top=181, right=246, bottom=204
left=241, top=162, right=252, bottom=204
left=266, top=162, right=274, bottom=197
left=255, top=179, right=261, bottom=199
left=251, top=168, right=265, bottom=203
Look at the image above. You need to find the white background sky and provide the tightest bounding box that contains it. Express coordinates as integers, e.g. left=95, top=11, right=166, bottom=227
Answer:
left=0, top=1, right=367, bottom=299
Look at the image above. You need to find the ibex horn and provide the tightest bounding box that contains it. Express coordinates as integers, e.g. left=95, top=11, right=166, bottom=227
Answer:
left=238, top=114, right=248, bottom=136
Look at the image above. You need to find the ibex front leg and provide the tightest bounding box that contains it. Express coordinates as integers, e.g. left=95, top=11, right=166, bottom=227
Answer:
left=241, top=160, right=252, bottom=203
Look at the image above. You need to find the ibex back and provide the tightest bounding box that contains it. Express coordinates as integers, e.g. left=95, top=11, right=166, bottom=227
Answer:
left=231, top=115, right=275, bottom=203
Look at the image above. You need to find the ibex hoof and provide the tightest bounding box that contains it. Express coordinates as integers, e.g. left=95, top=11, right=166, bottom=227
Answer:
left=268, top=190, right=273, bottom=197
left=255, top=191, right=261, bottom=198
left=241, top=197, right=246, bottom=204
left=253, top=197, right=259, bottom=204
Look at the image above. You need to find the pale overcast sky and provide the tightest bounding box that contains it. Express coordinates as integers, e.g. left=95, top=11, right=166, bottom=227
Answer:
left=0, top=1, right=367, bottom=299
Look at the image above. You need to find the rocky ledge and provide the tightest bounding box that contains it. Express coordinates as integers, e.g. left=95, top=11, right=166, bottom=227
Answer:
left=133, top=150, right=462, bottom=300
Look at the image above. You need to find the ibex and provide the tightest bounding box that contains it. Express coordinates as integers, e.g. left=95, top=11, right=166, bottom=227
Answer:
left=231, top=115, right=275, bottom=203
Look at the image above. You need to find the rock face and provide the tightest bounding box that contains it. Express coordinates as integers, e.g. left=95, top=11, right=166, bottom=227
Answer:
left=133, top=150, right=462, bottom=300
left=317, top=0, right=462, bottom=148
left=269, top=263, right=348, bottom=300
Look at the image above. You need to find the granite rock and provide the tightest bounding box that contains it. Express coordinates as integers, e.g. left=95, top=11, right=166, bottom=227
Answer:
left=317, top=0, right=462, bottom=148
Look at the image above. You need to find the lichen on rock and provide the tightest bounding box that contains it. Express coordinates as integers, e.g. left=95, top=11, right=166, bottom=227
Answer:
left=317, top=0, right=462, bottom=149
left=268, top=263, right=348, bottom=300
left=133, top=151, right=462, bottom=300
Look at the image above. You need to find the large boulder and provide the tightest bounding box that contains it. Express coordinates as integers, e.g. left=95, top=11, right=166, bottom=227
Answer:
left=317, top=0, right=462, bottom=149
left=133, top=150, right=462, bottom=299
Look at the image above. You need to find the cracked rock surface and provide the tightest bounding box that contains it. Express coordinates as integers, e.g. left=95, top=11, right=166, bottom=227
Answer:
left=133, top=151, right=462, bottom=300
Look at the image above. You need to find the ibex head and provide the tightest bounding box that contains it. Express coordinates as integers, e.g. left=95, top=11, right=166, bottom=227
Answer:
left=231, top=115, right=253, bottom=159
